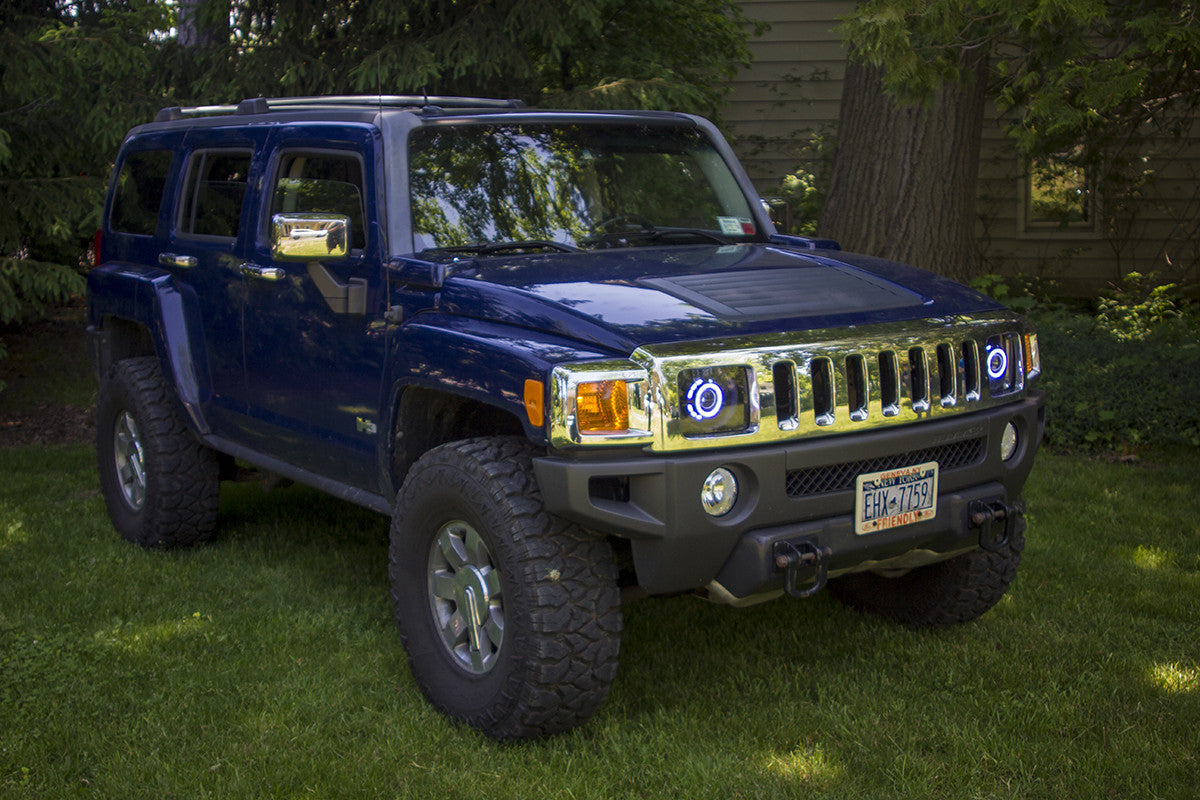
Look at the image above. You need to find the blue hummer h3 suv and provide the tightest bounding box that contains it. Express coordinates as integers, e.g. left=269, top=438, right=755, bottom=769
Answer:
left=88, top=95, right=1044, bottom=739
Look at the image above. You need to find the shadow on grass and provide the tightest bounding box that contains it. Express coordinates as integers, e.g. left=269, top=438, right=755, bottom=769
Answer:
left=2, top=445, right=1198, bottom=798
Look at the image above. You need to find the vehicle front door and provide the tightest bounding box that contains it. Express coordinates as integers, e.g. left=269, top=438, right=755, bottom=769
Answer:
left=239, top=127, right=387, bottom=491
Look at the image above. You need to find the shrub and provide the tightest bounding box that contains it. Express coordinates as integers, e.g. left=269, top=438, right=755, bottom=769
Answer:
left=1022, top=275, right=1200, bottom=452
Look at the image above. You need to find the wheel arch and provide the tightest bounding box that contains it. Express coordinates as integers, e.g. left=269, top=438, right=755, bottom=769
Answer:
left=88, top=266, right=212, bottom=435
left=381, top=319, right=614, bottom=494
left=387, top=384, right=526, bottom=492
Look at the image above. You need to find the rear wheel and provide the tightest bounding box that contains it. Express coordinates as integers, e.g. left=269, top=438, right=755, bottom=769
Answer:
left=96, top=357, right=219, bottom=548
left=389, top=437, right=622, bottom=740
left=828, top=520, right=1025, bottom=627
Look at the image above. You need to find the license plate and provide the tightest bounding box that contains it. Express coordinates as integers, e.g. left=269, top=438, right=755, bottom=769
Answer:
left=854, top=461, right=939, bottom=535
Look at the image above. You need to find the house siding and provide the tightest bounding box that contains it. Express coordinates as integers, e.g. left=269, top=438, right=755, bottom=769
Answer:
left=727, top=1, right=1200, bottom=293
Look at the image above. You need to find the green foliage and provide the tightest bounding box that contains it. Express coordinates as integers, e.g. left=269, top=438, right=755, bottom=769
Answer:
left=0, top=258, right=86, bottom=326
left=179, top=0, right=759, bottom=120
left=772, top=128, right=835, bottom=236
left=775, top=166, right=825, bottom=236
left=838, top=0, right=1200, bottom=162
left=1094, top=272, right=1195, bottom=342
left=1, top=1, right=175, bottom=324
left=993, top=273, right=1200, bottom=451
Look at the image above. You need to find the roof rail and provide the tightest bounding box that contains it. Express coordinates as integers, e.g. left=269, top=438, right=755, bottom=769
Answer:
left=154, top=95, right=525, bottom=122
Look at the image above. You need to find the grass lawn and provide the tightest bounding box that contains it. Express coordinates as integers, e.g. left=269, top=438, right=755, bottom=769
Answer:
left=2, top=314, right=1198, bottom=798
left=2, top=447, right=1197, bottom=798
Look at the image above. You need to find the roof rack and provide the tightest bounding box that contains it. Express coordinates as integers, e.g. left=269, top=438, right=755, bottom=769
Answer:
left=154, top=95, right=526, bottom=123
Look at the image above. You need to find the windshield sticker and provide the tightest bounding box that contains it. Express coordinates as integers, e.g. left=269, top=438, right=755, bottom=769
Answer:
left=717, top=216, right=743, bottom=236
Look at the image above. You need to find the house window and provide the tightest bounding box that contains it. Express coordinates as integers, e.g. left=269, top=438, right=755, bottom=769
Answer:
left=1020, top=151, right=1098, bottom=236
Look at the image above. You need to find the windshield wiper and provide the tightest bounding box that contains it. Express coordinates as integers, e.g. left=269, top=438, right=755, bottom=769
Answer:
left=582, top=226, right=733, bottom=249
left=423, top=239, right=581, bottom=257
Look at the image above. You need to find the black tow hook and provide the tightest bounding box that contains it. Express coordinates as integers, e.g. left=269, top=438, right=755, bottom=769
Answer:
left=969, top=499, right=1024, bottom=551
left=773, top=539, right=833, bottom=599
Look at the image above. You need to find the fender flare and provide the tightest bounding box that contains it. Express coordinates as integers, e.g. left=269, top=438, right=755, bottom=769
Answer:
left=87, top=265, right=212, bottom=435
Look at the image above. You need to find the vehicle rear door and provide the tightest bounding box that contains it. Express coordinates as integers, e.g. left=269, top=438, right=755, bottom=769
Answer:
left=163, top=126, right=270, bottom=438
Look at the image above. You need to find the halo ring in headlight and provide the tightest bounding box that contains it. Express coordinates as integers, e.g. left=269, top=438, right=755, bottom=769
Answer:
left=986, top=348, right=1008, bottom=380
left=686, top=378, right=725, bottom=421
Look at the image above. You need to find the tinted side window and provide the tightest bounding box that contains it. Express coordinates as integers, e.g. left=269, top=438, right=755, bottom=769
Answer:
left=270, top=153, right=366, bottom=250
left=179, top=151, right=252, bottom=238
left=110, top=150, right=172, bottom=236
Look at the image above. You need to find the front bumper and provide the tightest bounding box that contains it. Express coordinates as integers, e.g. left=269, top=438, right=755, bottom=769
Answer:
left=534, top=391, right=1044, bottom=598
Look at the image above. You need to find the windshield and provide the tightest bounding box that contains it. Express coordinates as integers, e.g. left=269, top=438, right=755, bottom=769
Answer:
left=408, top=122, right=762, bottom=254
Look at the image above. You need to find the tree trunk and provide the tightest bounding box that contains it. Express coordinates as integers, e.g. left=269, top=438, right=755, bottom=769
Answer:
left=178, top=0, right=225, bottom=47
left=818, top=50, right=989, bottom=281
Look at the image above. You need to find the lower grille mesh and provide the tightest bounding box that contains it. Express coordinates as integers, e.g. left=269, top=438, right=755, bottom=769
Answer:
left=785, top=437, right=986, bottom=497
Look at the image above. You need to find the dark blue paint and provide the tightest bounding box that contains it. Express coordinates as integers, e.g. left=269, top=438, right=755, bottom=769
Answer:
left=89, top=103, right=1014, bottom=513
left=435, top=244, right=1002, bottom=354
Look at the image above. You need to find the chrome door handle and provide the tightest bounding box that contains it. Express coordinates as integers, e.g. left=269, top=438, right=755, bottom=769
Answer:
left=158, top=252, right=197, bottom=268
left=239, top=264, right=285, bottom=281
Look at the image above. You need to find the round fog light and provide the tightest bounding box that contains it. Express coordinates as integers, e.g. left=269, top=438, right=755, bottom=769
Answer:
left=701, top=467, right=738, bottom=517
left=1000, top=422, right=1019, bottom=461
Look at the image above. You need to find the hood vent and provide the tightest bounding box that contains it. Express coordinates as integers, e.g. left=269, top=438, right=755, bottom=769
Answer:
left=639, top=266, right=925, bottom=320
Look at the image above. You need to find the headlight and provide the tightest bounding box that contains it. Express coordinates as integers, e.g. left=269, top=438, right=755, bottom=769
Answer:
left=984, top=334, right=1020, bottom=396
left=677, top=366, right=752, bottom=437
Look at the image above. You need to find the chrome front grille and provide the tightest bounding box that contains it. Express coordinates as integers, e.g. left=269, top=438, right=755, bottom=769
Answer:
left=631, top=312, right=1031, bottom=452
left=778, top=337, right=997, bottom=431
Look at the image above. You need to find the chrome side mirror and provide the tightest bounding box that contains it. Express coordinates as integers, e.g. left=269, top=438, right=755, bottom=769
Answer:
left=271, top=213, right=351, bottom=260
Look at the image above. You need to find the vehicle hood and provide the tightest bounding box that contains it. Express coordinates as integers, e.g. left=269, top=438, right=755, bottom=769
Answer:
left=435, top=243, right=1004, bottom=355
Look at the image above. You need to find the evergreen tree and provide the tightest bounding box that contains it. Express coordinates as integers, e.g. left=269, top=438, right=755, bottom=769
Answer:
left=0, top=0, right=759, bottom=326
left=0, top=1, right=172, bottom=324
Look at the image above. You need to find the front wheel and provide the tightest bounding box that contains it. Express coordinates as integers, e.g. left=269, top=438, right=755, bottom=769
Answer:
left=389, top=437, right=622, bottom=740
left=95, top=357, right=219, bottom=548
left=828, top=519, right=1025, bottom=627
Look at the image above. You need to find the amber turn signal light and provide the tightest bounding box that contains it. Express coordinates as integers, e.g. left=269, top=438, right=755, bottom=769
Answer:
left=523, top=379, right=545, bottom=427
left=576, top=380, right=629, bottom=433
left=1023, top=333, right=1041, bottom=377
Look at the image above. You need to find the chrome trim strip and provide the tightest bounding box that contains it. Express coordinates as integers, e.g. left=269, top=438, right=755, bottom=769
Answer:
left=549, top=360, right=653, bottom=448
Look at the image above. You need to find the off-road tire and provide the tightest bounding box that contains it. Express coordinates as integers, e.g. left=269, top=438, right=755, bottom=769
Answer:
left=389, top=437, right=622, bottom=740
left=96, top=356, right=220, bottom=548
left=828, top=518, right=1025, bottom=627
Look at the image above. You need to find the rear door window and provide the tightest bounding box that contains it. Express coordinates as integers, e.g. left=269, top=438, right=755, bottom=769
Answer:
left=178, top=150, right=253, bottom=239
left=110, top=150, right=173, bottom=236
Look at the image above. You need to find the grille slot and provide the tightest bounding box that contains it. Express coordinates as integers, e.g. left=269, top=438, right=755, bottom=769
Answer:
left=810, top=357, right=835, bottom=426
left=773, top=360, right=798, bottom=429
left=845, top=354, right=868, bottom=422
left=878, top=351, right=900, bottom=417
left=936, top=343, right=957, bottom=407
left=962, top=340, right=981, bottom=401
left=785, top=437, right=986, bottom=498
left=908, top=347, right=930, bottom=413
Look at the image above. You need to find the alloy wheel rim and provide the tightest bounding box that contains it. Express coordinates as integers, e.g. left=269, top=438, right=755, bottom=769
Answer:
left=113, top=411, right=147, bottom=511
left=426, top=519, right=505, bottom=674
